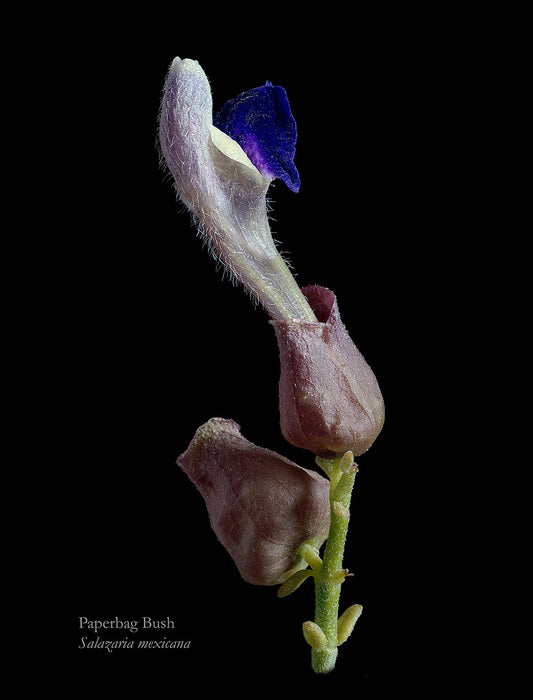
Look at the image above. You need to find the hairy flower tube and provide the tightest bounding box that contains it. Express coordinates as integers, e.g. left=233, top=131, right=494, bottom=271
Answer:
left=159, top=57, right=316, bottom=322
left=177, top=418, right=331, bottom=585
left=272, top=285, right=385, bottom=458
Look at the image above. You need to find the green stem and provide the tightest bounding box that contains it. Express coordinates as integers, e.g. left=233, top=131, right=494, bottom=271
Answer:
left=311, top=456, right=357, bottom=674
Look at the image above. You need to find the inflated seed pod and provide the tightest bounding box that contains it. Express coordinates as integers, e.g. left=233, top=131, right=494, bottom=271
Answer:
left=177, top=418, right=330, bottom=585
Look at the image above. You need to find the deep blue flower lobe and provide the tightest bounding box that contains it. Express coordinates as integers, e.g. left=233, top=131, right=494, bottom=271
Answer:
left=214, top=82, right=301, bottom=192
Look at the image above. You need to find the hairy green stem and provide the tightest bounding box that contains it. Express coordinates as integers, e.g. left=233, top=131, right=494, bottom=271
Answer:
left=311, top=456, right=357, bottom=673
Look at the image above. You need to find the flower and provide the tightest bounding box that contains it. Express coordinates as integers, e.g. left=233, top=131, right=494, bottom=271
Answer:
left=177, top=418, right=331, bottom=585
left=271, top=285, right=385, bottom=458
left=159, top=57, right=315, bottom=322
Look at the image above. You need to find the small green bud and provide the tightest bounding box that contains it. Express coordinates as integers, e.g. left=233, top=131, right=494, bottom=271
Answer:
left=302, top=621, right=327, bottom=651
left=332, top=500, right=350, bottom=519
left=300, top=543, right=322, bottom=573
left=331, top=569, right=353, bottom=586
left=339, top=451, right=356, bottom=473
left=337, top=604, right=363, bottom=646
left=277, top=569, right=313, bottom=598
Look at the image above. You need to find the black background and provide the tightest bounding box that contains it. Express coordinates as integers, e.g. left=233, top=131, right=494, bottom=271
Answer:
left=37, top=6, right=493, bottom=695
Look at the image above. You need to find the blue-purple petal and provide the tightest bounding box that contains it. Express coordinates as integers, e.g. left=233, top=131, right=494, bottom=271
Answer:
left=214, top=81, right=301, bottom=193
